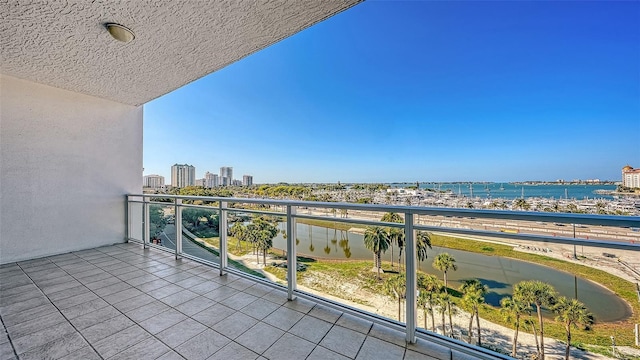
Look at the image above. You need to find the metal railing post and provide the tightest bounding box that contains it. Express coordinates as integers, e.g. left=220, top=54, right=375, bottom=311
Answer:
left=175, top=199, right=183, bottom=259
left=143, top=196, right=150, bottom=249
left=287, top=205, right=297, bottom=300
left=405, top=212, right=417, bottom=344
left=125, top=195, right=130, bottom=242
left=219, top=201, right=228, bottom=275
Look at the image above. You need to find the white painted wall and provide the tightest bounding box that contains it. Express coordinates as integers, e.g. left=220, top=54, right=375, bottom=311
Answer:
left=0, top=75, right=143, bottom=263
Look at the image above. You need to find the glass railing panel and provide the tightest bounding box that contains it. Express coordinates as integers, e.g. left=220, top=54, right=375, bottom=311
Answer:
left=148, top=203, right=174, bottom=250
left=129, top=201, right=143, bottom=242
left=267, top=212, right=406, bottom=323
left=180, top=205, right=219, bottom=264
left=412, top=220, right=638, bottom=359
left=224, top=207, right=283, bottom=283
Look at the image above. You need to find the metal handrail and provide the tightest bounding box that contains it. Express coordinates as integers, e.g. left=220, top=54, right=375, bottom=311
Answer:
left=126, top=193, right=639, bottom=358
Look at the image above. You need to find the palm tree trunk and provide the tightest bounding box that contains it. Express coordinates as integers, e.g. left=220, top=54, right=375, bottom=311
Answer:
left=423, top=308, right=427, bottom=329
left=530, top=321, right=540, bottom=355
left=263, top=249, right=266, bottom=265
left=390, top=245, right=394, bottom=269
left=430, top=305, right=436, bottom=332
left=512, top=321, right=519, bottom=358
left=468, top=313, right=474, bottom=343
left=373, top=252, right=377, bottom=270
left=376, top=252, right=381, bottom=279
left=537, top=305, right=545, bottom=359
left=448, top=303, right=454, bottom=337
left=443, top=272, right=448, bottom=293
left=398, top=297, right=401, bottom=321
left=565, top=323, right=571, bottom=360
left=475, top=308, right=481, bottom=346
left=441, top=311, right=446, bottom=335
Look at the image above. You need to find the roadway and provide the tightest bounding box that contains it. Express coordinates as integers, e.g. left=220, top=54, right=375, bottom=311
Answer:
left=157, top=224, right=219, bottom=264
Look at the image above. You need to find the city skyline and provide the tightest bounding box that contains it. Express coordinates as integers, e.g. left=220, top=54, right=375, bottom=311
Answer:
left=152, top=164, right=253, bottom=187
left=143, top=1, right=639, bottom=183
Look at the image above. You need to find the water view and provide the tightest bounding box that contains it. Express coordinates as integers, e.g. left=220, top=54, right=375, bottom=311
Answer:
left=272, top=222, right=632, bottom=323
left=391, top=183, right=619, bottom=201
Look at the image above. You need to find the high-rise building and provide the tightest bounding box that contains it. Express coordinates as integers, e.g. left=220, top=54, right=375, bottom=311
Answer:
left=242, top=175, right=253, bottom=186
left=195, top=178, right=205, bottom=187
left=204, top=172, right=219, bottom=188
left=171, top=164, right=195, bottom=188
left=220, top=166, right=233, bottom=186
left=143, top=174, right=165, bottom=188
left=622, top=165, right=640, bottom=188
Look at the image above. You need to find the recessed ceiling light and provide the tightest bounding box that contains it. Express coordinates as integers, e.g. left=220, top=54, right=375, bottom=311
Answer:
left=105, top=23, right=135, bottom=43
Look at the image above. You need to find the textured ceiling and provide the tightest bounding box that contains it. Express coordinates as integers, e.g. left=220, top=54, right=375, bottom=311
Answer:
left=0, top=1, right=361, bottom=106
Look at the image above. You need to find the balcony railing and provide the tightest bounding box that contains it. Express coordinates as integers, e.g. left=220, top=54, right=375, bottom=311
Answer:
left=126, top=194, right=640, bottom=359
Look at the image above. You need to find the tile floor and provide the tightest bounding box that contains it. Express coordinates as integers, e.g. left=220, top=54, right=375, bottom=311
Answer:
left=0, top=243, right=487, bottom=360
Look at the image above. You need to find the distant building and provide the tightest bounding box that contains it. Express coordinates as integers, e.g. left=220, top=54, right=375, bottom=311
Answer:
left=242, top=175, right=253, bottom=186
left=220, top=166, right=233, bottom=186
left=195, top=178, right=205, bottom=187
left=143, top=174, right=165, bottom=189
left=204, top=172, right=219, bottom=188
left=622, top=165, right=640, bottom=188
left=171, top=164, right=195, bottom=188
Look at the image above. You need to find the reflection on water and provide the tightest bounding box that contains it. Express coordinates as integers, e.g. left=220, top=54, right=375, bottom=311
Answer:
left=271, top=222, right=631, bottom=323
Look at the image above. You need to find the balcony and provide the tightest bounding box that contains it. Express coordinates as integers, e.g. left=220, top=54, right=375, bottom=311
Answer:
left=122, top=195, right=640, bottom=358
left=1, top=195, right=638, bottom=359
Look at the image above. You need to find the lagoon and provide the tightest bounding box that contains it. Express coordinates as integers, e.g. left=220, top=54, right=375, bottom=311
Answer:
left=272, top=222, right=632, bottom=323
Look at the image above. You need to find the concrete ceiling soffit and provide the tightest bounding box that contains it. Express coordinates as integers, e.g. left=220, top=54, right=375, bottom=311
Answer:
left=0, top=1, right=362, bottom=106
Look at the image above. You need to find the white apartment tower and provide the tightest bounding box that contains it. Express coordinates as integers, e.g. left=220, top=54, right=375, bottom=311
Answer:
left=171, top=164, right=196, bottom=188
left=622, top=165, right=640, bottom=189
left=205, top=172, right=219, bottom=188
left=242, top=175, right=253, bottom=186
left=220, top=166, right=233, bottom=186
left=143, top=174, right=165, bottom=188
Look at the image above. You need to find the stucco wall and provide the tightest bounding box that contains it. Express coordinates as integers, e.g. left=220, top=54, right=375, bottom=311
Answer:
left=0, top=75, right=143, bottom=264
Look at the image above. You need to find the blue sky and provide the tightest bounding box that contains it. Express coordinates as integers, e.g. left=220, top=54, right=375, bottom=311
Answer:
left=144, top=1, right=639, bottom=184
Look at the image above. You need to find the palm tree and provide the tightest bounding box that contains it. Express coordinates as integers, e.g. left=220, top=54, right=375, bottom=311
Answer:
left=230, top=222, right=247, bottom=251
left=364, top=226, right=390, bottom=279
left=553, top=296, right=594, bottom=360
left=417, top=291, right=432, bottom=331
left=500, top=296, right=528, bottom=357
left=247, top=218, right=279, bottom=264
left=460, top=279, right=487, bottom=346
left=418, top=274, right=442, bottom=332
left=245, top=223, right=260, bottom=261
left=416, top=231, right=432, bottom=264
left=514, top=280, right=557, bottom=359
left=435, top=293, right=449, bottom=335
left=384, top=274, right=406, bottom=321
left=433, top=253, right=457, bottom=293
left=380, top=212, right=403, bottom=269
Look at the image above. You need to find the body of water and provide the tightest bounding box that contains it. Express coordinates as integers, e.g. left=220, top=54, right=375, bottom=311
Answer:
left=390, top=183, right=618, bottom=201
left=272, top=222, right=631, bottom=323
